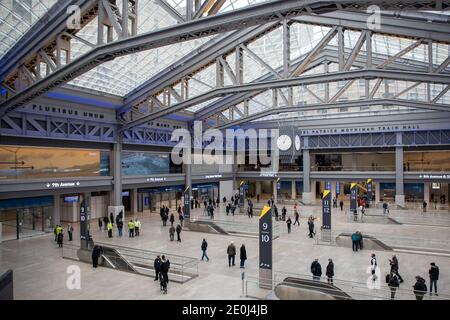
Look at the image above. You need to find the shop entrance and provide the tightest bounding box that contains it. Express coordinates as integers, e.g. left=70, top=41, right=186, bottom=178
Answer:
left=0, top=196, right=54, bottom=241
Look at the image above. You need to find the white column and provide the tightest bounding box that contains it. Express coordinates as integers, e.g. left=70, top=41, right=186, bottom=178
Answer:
left=310, top=180, right=316, bottom=202
left=375, top=182, right=381, bottom=204
left=302, top=148, right=312, bottom=204
left=395, top=143, right=405, bottom=207
left=273, top=180, right=278, bottom=204
left=131, top=188, right=138, bottom=215
left=291, top=180, right=296, bottom=199
left=331, top=181, right=337, bottom=200
left=424, top=182, right=430, bottom=203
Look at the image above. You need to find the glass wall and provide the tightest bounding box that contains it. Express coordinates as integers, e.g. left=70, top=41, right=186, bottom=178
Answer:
left=0, top=145, right=110, bottom=180
left=404, top=151, right=450, bottom=172
left=313, top=152, right=395, bottom=171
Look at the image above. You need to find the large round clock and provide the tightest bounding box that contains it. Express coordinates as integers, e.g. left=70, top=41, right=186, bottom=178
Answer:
left=277, top=135, right=292, bottom=151
left=295, top=135, right=301, bottom=151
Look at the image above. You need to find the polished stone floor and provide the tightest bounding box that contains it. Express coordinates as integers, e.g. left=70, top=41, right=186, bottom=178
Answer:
left=1, top=203, right=450, bottom=300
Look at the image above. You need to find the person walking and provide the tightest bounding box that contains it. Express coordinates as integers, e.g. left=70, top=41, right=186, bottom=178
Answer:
left=201, top=239, right=210, bottom=261
left=227, top=241, right=236, bottom=267
left=422, top=201, right=427, bottom=213
left=175, top=224, right=182, bottom=242
left=169, top=225, right=175, bottom=241
left=67, top=224, right=74, bottom=241
left=382, top=202, right=388, bottom=214
left=128, top=219, right=135, bottom=238
left=169, top=213, right=175, bottom=226
left=162, top=213, right=168, bottom=226
left=91, top=245, right=103, bottom=268
left=339, top=200, right=344, bottom=211
left=429, top=262, right=439, bottom=296
left=413, top=276, right=427, bottom=300
left=293, top=209, right=300, bottom=226
left=240, top=244, right=247, bottom=268
left=154, top=256, right=162, bottom=281
left=98, top=218, right=103, bottom=231
left=311, top=259, right=322, bottom=281
left=326, top=259, right=334, bottom=285
left=286, top=217, right=292, bottom=234
left=179, top=211, right=184, bottom=227
left=387, top=272, right=400, bottom=300
left=370, top=253, right=377, bottom=281
left=333, top=197, right=337, bottom=208
left=389, top=255, right=404, bottom=283
left=161, top=255, right=170, bottom=285
left=351, top=232, right=359, bottom=252
left=110, top=212, right=114, bottom=226
left=308, top=217, right=315, bottom=238
left=247, top=205, right=253, bottom=218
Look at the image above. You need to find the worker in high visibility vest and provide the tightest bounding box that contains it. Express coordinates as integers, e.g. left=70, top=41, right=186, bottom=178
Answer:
left=128, top=219, right=135, bottom=238
left=107, top=221, right=113, bottom=238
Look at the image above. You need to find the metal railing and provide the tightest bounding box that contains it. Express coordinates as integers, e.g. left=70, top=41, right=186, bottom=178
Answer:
left=192, top=217, right=281, bottom=238
left=243, top=271, right=450, bottom=300
left=315, top=229, right=450, bottom=252
left=62, top=242, right=198, bottom=283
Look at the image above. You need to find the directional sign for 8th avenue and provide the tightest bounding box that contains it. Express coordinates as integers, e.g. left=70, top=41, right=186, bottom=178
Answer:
left=45, top=181, right=81, bottom=188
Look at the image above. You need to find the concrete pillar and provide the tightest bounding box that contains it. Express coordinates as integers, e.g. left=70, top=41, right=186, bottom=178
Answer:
left=111, top=141, right=123, bottom=207
left=53, top=194, right=61, bottom=226
left=273, top=180, right=277, bottom=204
left=311, top=180, right=316, bottom=202
left=375, top=182, right=381, bottom=204
left=424, top=182, right=430, bottom=203
left=255, top=181, right=262, bottom=198
left=302, top=149, right=312, bottom=203
left=184, top=164, right=192, bottom=221
left=395, top=140, right=405, bottom=207
left=131, top=188, right=138, bottom=215
left=291, top=179, right=296, bottom=199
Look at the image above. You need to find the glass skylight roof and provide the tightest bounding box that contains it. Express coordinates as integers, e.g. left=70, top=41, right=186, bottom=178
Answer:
left=0, top=0, right=57, bottom=59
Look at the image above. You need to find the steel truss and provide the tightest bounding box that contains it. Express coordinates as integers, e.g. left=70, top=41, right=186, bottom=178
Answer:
left=0, top=0, right=447, bottom=118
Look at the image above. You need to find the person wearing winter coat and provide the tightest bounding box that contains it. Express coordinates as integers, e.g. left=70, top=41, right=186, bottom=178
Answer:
left=169, top=213, right=175, bottom=226
left=389, top=255, right=404, bottom=283
left=91, top=245, right=103, bottom=268
left=429, top=262, right=440, bottom=296
left=387, top=272, right=400, bottom=300
left=240, top=244, right=247, bottom=268
left=169, top=225, right=175, bottom=241
left=154, top=256, right=162, bottom=281
left=286, top=217, right=292, bottom=234
left=201, top=239, right=210, bottom=261
left=227, top=241, right=236, bottom=267
left=326, top=259, right=334, bottom=285
left=413, top=276, right=427, bottom=300
left=176, top=224, right=182, bottom=242
left=311, top=259, right=322, bottom=280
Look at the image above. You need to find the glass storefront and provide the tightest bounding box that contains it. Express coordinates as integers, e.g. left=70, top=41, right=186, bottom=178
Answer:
left=0, top=196, right=54, bottom=240
left=404, top=151, right=450, bottom=172
left=0, top=145, right=110, bottom=180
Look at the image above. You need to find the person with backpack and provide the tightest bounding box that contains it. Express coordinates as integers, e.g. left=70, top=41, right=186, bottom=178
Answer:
left=326, top=259, right=334, bottom=285
left=387, top=272, right=400, bottom=300
left=154, top=256, right=162, bottom=281
left=429, top=262, right=440, bottom=296
left=201, top=239, right=210, bottom=261
left=286, top=217, right=292, bottom=234
left=413, top=276, right=427, bottom=300
left=311, top=259, right=322, bottom=281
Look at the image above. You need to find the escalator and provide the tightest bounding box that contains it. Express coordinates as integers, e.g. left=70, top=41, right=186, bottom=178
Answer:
left=273, top=277, right=353, bottom=300
left=100, top=247, right=137, bottom=272
left=188, top=220, right=229, bottom=235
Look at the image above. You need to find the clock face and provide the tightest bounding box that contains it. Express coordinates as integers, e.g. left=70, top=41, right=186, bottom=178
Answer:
left=277, top=135, right=292, bottom=151
left=295, top=135, right=301, bottom=151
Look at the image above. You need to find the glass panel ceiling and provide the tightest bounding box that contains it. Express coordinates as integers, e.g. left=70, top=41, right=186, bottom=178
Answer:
left=0, top=0, right=57, bottom=60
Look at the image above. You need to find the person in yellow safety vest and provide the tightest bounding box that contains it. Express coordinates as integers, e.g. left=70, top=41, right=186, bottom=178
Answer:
left=128, top=219, right=135, bottom=238
left=134, top=219, right=141, bottom=237
left=107, top=221, right=113, bottom=238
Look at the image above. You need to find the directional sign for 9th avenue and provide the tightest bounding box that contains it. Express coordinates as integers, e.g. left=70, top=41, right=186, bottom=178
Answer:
left=45, top=181, right=81, bottom=188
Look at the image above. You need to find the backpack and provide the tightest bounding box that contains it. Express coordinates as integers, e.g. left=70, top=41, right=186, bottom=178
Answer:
left=385, top=274, right=390, bottom=284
